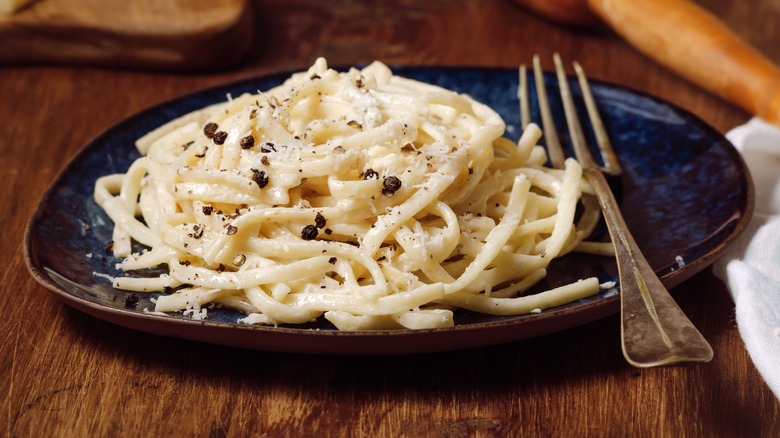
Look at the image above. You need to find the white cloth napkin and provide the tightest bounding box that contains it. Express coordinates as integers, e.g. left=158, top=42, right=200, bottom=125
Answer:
left=713, top=117, right=780, bottom=400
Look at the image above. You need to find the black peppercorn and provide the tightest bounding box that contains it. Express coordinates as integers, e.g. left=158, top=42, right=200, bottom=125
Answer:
left=240, top=135, right=255, bottom=149
left=301, top=224, right=318, bottom=240
left=382, top=175, right=402, bottom=196
left=363, top=168, right=379, bottom=180
left=315, top=212, right=327, bottom=229
left=124, top=293, right=139, bottom=309
left=203, top=122, right=218, bottom=138
left=251, top=168, right=269, bottom=188
left=213, top=131, right=228, bottom=145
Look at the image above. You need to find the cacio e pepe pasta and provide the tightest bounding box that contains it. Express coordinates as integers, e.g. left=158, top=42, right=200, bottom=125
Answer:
left=94, top=58, right=609, bottom=330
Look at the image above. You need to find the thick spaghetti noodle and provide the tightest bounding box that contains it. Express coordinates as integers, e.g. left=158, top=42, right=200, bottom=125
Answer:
left=94, top=58, right=606, bottom=330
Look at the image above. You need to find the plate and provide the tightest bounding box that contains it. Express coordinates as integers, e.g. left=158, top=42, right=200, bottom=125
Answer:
left=24, top=66, right=753, bottom=354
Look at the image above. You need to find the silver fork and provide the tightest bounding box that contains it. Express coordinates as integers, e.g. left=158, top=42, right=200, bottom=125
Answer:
left=519, top=54, right=713, bottom=367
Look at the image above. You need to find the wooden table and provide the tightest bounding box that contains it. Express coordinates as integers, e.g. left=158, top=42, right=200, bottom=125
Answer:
left=3, top=0, right=779, bottom=435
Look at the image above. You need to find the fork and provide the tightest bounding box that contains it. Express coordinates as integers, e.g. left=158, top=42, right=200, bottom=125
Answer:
left=519, top=54, right=714, bottom=367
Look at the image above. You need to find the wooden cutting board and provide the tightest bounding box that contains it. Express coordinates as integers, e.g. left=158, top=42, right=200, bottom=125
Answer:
left=0, top=0, right=254, bottom=71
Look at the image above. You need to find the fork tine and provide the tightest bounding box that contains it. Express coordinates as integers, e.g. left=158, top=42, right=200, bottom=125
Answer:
left=554, top=53, right=595, bottom=170
left=518, top=64, right=531, bottom=130
left=525, top=54, right=622, bottom=175
left=532, top=54, right=566, bottom=170
left=573, top=62, right=623, bottom=175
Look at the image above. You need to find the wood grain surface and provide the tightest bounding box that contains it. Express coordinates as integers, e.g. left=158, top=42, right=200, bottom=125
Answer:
left=2, top=0, right=779, bottom=436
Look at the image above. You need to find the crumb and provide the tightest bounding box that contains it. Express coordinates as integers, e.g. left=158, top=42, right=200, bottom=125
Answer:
left=600, top=281, right=617, bottom=290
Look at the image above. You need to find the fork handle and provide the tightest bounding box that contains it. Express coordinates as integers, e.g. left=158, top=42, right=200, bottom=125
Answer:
left=584, top=168, right=714, bottom=367
left=588, top=0, right=780, bottom=125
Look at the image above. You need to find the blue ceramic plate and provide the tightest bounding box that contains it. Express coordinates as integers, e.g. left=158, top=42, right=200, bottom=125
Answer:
left=24, top=67, right=753, bottom=354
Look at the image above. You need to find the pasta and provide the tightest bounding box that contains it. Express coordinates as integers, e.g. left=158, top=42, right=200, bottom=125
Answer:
left=94, top=58, right=609, bottom=330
